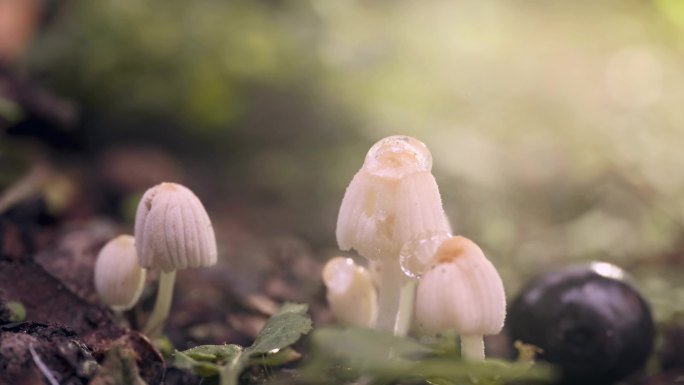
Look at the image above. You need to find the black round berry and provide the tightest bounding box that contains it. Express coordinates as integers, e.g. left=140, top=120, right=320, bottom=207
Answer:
left=507, top=263, right=655, bottom=385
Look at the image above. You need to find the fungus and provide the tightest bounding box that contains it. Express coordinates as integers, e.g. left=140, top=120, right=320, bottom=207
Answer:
left=336, top=135, right=451, bottom=335
left=94, top=235, right=146, bottom=311
left=322, top=257, right=378, bottom=328
left=415, top=236, right=506, bottom=360
left=134, top=182, right=217, bottom=336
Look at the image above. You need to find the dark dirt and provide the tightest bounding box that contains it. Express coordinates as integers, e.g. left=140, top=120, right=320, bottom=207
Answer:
left=0, top=322, right=97, bottom=385
left=0, top=260, right=122, bottom=346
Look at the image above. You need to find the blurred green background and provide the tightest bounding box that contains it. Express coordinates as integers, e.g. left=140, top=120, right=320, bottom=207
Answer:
left=4, top=0, right=684, bottom=322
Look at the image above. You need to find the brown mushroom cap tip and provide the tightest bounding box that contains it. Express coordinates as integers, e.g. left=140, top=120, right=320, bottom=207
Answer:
left=434, top=236, right=478, bottom=264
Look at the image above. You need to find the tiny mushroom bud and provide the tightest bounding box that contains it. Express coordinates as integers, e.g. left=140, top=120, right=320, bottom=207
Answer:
left=323, top=257, right=378, bottom=328
left=134, top=182, right=217, bottom=336
left=336, top=135, right=451, bottom=335
left=415, top=236, right=506, bottom=361
left=94, top=235, right=146, bottom=311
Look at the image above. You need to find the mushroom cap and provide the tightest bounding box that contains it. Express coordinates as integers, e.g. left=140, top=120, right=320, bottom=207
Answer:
left=415, top=236, right=506, bottom=336
left=134, top=182, right=217, bottom=272
left=94, top=235, right=146, bottom=311
left=336, top=135, right=450, bottom=261
left=323, top=257, right=378, bottom=328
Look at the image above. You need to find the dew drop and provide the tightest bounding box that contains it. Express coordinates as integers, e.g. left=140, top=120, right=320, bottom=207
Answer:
left=399, top=232, right=451, bottom=278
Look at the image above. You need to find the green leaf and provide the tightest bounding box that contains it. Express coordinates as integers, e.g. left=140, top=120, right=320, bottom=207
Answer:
left=246, top=302, right=312, bottom=356
left=182, top=344, right=243, bottom=363
left=249, top=347, right=301, bottom=366
left=426, top=378, right=458, bottom=385
left=311, top=327, right=432, bottom=364
left=221, top=352, right=247, bottom=385
left=174, top=350, right=222, bottom=377
left=173, top=303, right=313, bottom=385
left=414, top=359, right=555, bottom=385
left=301, top=328, right=558, bottom=385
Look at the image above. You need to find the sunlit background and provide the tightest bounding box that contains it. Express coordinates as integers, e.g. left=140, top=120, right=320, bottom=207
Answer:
left=4, top=0, right=684, bottom=323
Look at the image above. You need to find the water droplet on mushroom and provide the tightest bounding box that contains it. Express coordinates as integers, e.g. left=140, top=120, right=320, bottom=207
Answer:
left=399, top=231, right=451, bottom=278
left=363, top=135, right=433, bottom=179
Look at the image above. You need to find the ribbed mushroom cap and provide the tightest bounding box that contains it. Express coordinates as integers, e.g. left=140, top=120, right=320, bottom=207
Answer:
left=94, top=235, right=146, bottom=311
left=323, top=257, right=378, bottom=327
left=134, top=182, right=217, bottom=272
left=336, top=136, right=450, bottom=261
left=415, top=236, right=506, bottom=336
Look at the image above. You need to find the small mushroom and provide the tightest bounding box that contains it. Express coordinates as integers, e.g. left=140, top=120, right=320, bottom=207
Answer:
left=94, top=235, right=146, bottom=311
left=415, top=236, right=506, bottom=360
left=134, top=182, right=217, bottom=336
left=336, top=135, right=451, bottom=335
left=322, top=257, right=378, bottom=328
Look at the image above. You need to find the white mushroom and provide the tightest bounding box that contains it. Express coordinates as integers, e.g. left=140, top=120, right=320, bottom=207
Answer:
left=322, top=257, right=378, bottom=328
left=336, top=135, right=451, bottom=335
left=94, top=235, right=146, bottom=311
left=135, top=182, right=217, bottom=272
left=134, top=182, right=217, bottom=336
left=415, top=236, right=506, bottom=360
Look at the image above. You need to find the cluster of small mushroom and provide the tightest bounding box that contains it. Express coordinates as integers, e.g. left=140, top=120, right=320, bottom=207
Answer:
left=94, top=182, right=217, bottom=337
left=323, top=135, right=506, bottom=360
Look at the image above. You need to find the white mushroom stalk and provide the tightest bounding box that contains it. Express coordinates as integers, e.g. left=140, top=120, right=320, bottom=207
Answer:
left=336, top=135, right=451, bottom=336
left=135, top=182, right=217, bottom=337
left=415, top=236, right=506, bottom=360
left=323, top=257, right=378, bottom=328
left=94, top=235, right=146, bottom=311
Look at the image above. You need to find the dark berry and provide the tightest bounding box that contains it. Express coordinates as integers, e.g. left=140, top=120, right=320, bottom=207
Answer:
left=507, top=263, right=655, bottom=385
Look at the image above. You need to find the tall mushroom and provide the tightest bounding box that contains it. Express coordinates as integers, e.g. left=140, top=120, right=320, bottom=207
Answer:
left=415, top=236, right=506, bottom=360
left=322, top=257, right=378, bottom=328
left=337, top=135, right=451, bottom=335
left=134, top=182, right=217, bottom=336
left=94, top=235, right=146, bottom=311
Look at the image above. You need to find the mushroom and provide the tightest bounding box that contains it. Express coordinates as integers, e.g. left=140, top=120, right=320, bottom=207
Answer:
left=322, top=257, right=378, bottom=328
left=415, top=236, right=506, bottom=360
left=134, top=182, right=217, bottom=336
left=336, top=135, right=451, bottom=335
left=94, top=235, right=146, bottom=311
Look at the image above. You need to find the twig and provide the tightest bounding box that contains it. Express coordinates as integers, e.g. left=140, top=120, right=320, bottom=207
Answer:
left=29, top=344, right=60, bottom=385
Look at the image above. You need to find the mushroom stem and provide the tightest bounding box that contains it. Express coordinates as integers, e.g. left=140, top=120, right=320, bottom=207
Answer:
left=143, top=270, right=177, bottom=337
left=395, top=279, right=416, bottom=336
left=375, top=258, right=414, bottom=336
left=375, top=258, right=402, bottom=333
left=460, top=335, right=485, bottom=361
